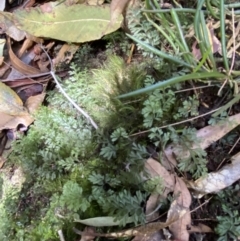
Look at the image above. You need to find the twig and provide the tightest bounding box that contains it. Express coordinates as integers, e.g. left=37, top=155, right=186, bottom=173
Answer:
left=40, top=45, right=98, bottom=130
left=50, top=71, right=98, bottom=129
left=130, top=107, right=221, bottom=137
left=58, top=230, right=66, bottom=241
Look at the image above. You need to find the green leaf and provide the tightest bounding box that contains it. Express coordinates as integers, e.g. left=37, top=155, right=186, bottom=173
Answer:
left=118, top=72, right=225, bottom=99
left=74, top=216, right=134, bottom=226
left=13, top=2, right=123, bottom=43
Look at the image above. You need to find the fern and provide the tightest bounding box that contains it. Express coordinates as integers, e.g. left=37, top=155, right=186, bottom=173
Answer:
left=60, top=181, right=89, bottom=212
left=127, top=7, right=160, bottom=58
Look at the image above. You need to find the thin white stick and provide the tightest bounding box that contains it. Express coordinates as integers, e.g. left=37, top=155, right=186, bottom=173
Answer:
left=50, top=71, right=98, bottom=129
left=130, top=107, right=221, bottom=137
left=40, top=44, right=98, bottom=130
left=58, top=230, right=66, bottom=241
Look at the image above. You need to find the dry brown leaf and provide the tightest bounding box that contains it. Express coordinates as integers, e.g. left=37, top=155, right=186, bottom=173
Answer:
left=0, top=12, right=26, bottom=41
left=87, top=0, right=104, bottom=5
left=131, top=231, right=164, bottom=241
left=52, top=43, right=79, bottom=67
left=192, top=41, right=201, bottom=60
left=18, top=38, right=34, bottom=58
left=0, top=112, right=34, bottom=131
left=0, top=93, right=44, bottom=131
left=80, top=227, right=96, bottom=241
left=168, top=178, right=191, bottom=241
left=0, top=156, right=6, bottom=169
left=145, top=158, right=175, bottom=196
left=7, top=37, right=42, bottom=75
left=189, top=151, right=240, bottom=198
left=145, top=194, right=161, bottom=222
left=191, top=21, right=221, bottom=60
left=25, top=93, right=46, bottom=114
left=189, top=223, right=213, bottom=233
left=0, top=82, right=28, bottom=116
left=110, top=0, right=130, bottom=25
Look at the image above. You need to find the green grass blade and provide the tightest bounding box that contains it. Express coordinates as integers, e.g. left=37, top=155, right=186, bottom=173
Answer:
left=144, top=13, right=178, bottom=52
left=118, top=72, right=225, bottom=99
left=194, top=0, right=206, bottom=58
left=220, top=0, right=229, bottom=71
left=126, top=34, right=193, bottom=68
left=199, top=11, right=216, bottom=69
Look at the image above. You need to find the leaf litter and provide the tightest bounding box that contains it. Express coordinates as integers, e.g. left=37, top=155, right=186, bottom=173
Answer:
left=1, top=1, right=240, bottom=241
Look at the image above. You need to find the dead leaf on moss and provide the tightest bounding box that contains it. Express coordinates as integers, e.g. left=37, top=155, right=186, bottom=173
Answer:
left=189, top=151, right=240, bottom=198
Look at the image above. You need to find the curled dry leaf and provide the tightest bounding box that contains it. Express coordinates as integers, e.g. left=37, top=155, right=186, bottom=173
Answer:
left=7, top=37, right=42, bottom=75
left=167, top=178, right=191, bottom=241
left=189, top=151, right=240, bottom=198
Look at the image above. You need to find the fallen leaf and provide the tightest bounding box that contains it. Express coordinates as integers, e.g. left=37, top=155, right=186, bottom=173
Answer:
left=110, top=0, right=130, bottom=25
left=87, top=0, right=104, bottom=5
left=0, top=156, right=6, bottom=169
left=189, top=223, right=213, bottom=233
left=0, top=12, right=26, bottom=41
left=145, top=158, right=175, bottom=196
left=0, top=38, right=5, bottom=66
left=52, top=43, right=79, bottom=67
left=168, top=178, right=191, bottom=241
left=25, top=93, right=46, bottom=114
left=13, top=2, right=123, bottom=43
left=0, top=82, right=28, bottom=116
left=0, top=112, right=33, bottom=131
left=0, top=93, right=44, bottom=131
left=80, top=227, right=96, bottom=241
left=7, top=37, right=42, bottom=75
left=74, top=216, right=134, bottom=226
left=145, top=194, right=161, bottom=222
left=132, top=231, right=164, bottom=241
left=18, top=38, right=34, bottom=58
left=189, top=151, right=240, bottom=198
